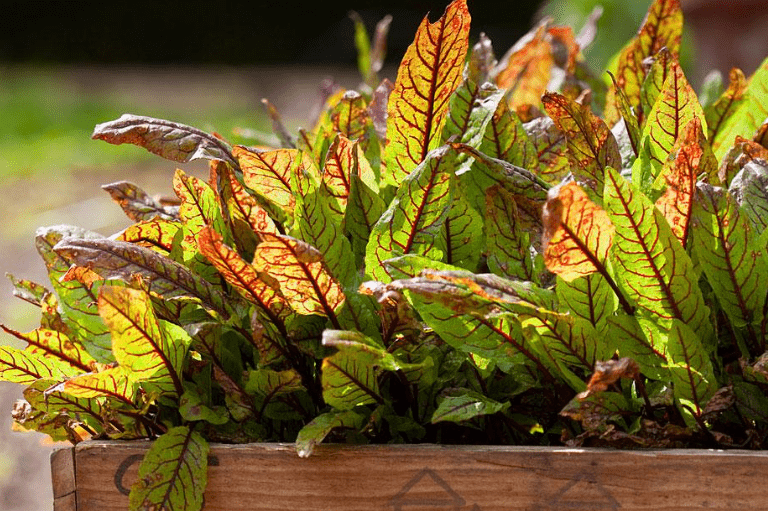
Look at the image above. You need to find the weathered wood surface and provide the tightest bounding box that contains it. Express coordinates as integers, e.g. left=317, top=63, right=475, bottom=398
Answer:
left=53, top=441, right=768, bottom=510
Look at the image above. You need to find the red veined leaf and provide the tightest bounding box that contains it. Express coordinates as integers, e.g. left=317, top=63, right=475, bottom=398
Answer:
left=128, top=426, right=209, bottom=511
left=98, top=286, right=187, bottom=397
left=366, top=146, right=455, bottom=282
left=542, top=182, right=615, bottom=282
left=441, top=78, right=504, bottom=156
left=711, top=56, right=768, bottom=161
left=605, top=315, right=667, bottom=380
left=639, top=47, right=674, bottom=126
left=253, top=232, right=346, bottom=324
left=719, top=136, right=768, bottom=186
left=692, top=182, right=768, bottom=353
left=330, top=90, right=369, bottom=143
left=495, top=21, right=553, bottom=110
left=6, top=274, right=48, bottom=307
left=1, top=325, right=93, bottom=374
left=322, top=135, right=376, bottom=217
left=198, top=228, right=291, bottom=333
left=173, top=168, right=228, bottom=242
left=55, top=365, right=136, bottom=404
left=608, top=71, right=641, bottom=158
left=604, top=0, right=683, bottom=126
left=604, top=166, right=712, bottom=343
left=543, top=92, right=621, bottom=196
left=666, top=320, right=718, bottom=424
left=235, top=146, right=310, bottom=221
left=384, top=0, right=470, bottom=186
left=556, top=274, right=617, bottom=331
left=654, top=119, right=714, bottom=248
left=525, top=117, right=571, bottom=185
left=92, top=114, right=236, bottom=167
left=484, top=185, right=535, bottom=282
left=642, top=61, right=706, bottom=174
left=440, top=185, right=483, bottom=271
left=115, top=219, right=179, bottom=255
left=101, top=181, right=179, bottom=223
left=705, top=68, right=748, bottom=142
left=0, top=346, right=66, bottom=384
left=53, top=237, right=234, bottom=320
left=480, top=98, right=538, bottom=171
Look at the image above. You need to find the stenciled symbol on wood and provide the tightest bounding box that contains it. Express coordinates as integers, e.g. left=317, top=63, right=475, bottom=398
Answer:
left=114, top=453, right=220, bottom=497
left=388, top=467, right=482, bottom=511
left=532, top=474, right=619, bottom=510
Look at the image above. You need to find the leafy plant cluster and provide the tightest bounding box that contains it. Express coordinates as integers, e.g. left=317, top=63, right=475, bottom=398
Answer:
left=3, top=0, right=768, bottom=508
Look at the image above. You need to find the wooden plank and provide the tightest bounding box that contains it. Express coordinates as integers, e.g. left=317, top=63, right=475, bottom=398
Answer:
left=69, top=441, right=768, bottom=510
left=50, top=447, right=77, bottom=511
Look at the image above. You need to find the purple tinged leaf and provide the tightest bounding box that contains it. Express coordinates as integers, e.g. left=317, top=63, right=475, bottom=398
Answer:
left=728, top=160, right=768, bottom=232
left=368, top=79, right=393, bottom=142
left=92, top=114, right=236, bottom=167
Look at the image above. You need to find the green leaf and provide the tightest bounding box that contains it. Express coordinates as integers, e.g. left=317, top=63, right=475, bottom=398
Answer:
left=92, top=114, right=236, bottom=167
left=115, top=219, right=180, bottom=255
left=691, top=183, right=767, bottom=349
left=440, top=185, right=483, bottom=271
left=604, top=166, right=711, bottom=344
left=640, top=61, right=706, bottom=176
left=99, top=286, right=187, bottom=396
left=53, top=237, right=234, bottom=320
left=345, top=171, right=387, bottom=262
left=366, top=146, right=455, bottom=282
left=665, top=320, right=718, bottom=423
left=129, top=426, right=209, bottom=511
left=56, top=366, right=136, bottom=404
left=322, top=347, right=383, bottom=410
left=556, top=274, right=617, bottom=332
left=179, top=384, right=229, bottom=425
left=295, top=410, right=364, bottom=458
left=0, top=346, right=65, bottom=384
left=639, top=47, right=674, bottom=125
left=525, top=117, right=570, bottom=185
left=605, top=315, right=667, bottom=380
left=36, top=226, right=115, bottom=362
left=711, top=56, right=768, bottom=161
left=383, top=0, right=470, bottom=186
left=704, top=68, right=747, bottom=143
left=431, top=388, right=509, bottom=424
left=1, top=325, right=94, bottom=374
left=542, top=92, right=622, bottom=197
left=479, top=92, right=538, bottom=171
left=484, top=185, right=534, bottom=281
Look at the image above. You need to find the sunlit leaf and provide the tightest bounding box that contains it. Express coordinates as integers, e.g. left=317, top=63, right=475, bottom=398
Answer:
left=99, top=286, right=187, bottom=396
left=431, top=388, right=508, bottom=424
left=524, top=116, right=571, bottom=184
left=36, top=226, right=114, bottom=362
left=1, top=325, right=93, bottom=374
left=604, top=0, right=683, bottom=126
left=102, top=181, right=178, bottom=223
left=542, top=182, right=615, bottom=282
left=54, top=237, right=234, bottom=320
left=639, top=47, right=674, bottom=125
left=604, top=166, right=711, bottom=343
left=705, top=68, right=748, bottom=143
left=440, top=186, right=483, bottom=271
left=366, top=146, right=455, bottom=282
left=441, top=80, right=504, bottom=166
left=252, top=233, right=345, bottom=322
left=653, top=119, right=714, bottom=248
left=605, top=315, right=667, bottom=380
left=322, top=135, right=376, bottom=216
left=484, top=185, right=534, bottom=282
left=480, top=98, right=538, bottom=171
left=640, top=61, right=706, bottom=175
left=0, top=346, right=65, bottom=384
left=115, top=219, right=180, bottom=255
left=56, top=365, right=136, bottom=404
left=495, top=22, right=552, bottom=110
left=129, top=426, right=208, bottom=511
left=711, top=56, right=768, bottom=161
left=692, top=183, right=767, bottom=342
left=92, top=114, right=236, bottom=167
left=542, top=92, right=621, bottom=196
left=556, top=274, right=616, bottom=332
left=384, top=0, right=470, bottom=186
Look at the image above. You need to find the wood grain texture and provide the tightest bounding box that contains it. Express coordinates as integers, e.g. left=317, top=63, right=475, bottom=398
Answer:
left=50, top=447, right=76, bottom=511
left=55, top=441, right=768, bottom=510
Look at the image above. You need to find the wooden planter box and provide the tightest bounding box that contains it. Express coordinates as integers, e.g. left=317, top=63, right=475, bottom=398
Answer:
left=51, top=441, right=768, bottom=510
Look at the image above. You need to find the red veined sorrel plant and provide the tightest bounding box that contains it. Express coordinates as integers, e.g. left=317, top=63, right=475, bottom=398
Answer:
left=3, top=0, right=768, bottom=508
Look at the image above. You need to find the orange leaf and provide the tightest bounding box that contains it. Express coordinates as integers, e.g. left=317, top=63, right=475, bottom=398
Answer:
left=654, top=119, right=713, bottom=248
left=384, top=0, right=470, bottom=186
left=252, top=233, right=345, bottom=324
left=604, top=0, right=683, bottom=126
left=495, top=22, right=553, bottom=110
left=542, top=182, right=614, bottom=281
